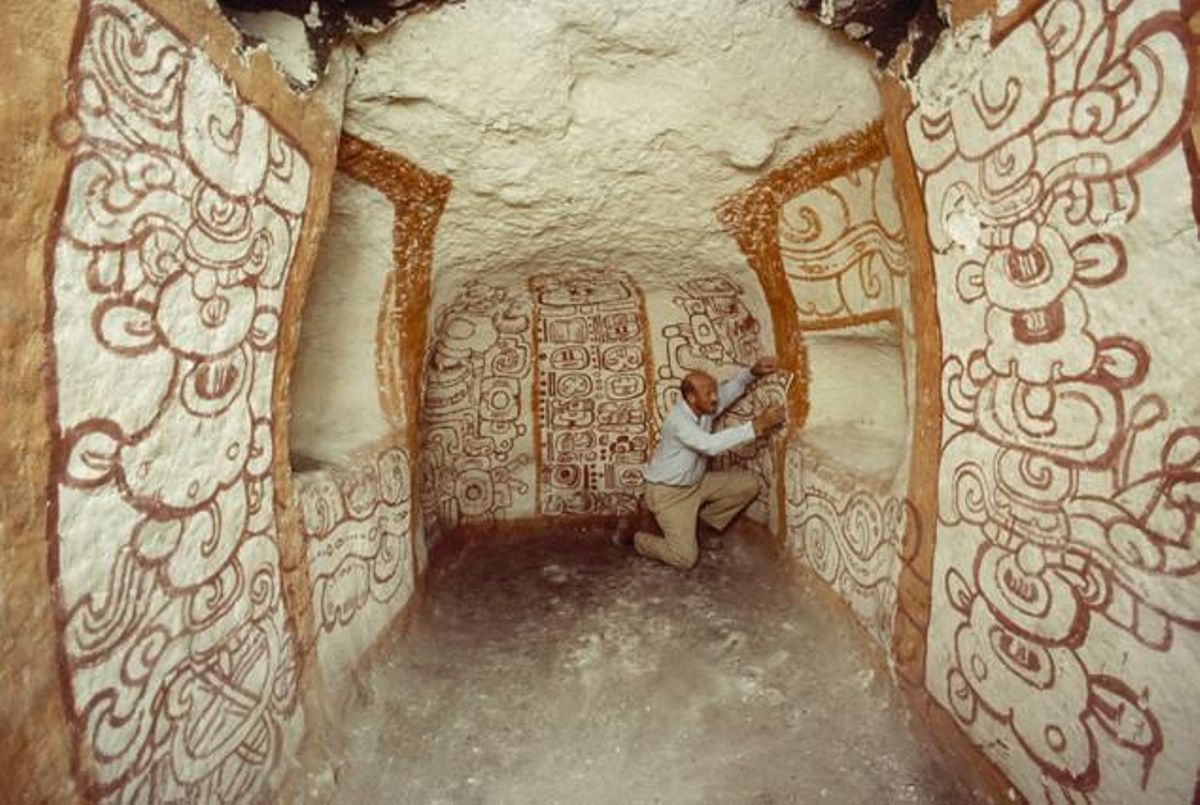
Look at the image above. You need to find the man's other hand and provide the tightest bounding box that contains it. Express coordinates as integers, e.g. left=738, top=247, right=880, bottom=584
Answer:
left=753, top=405, right=786, bottom=436
left=751, top=356, right=778, bottom=377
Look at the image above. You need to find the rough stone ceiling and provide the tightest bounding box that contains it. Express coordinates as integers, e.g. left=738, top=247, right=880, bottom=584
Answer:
left=218, top=0, right=945, bottom=73
left=342, top=0, right=883, bottom=298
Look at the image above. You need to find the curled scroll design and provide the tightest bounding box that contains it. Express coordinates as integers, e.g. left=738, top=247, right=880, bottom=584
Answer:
left=297, top=447, right=412, bottom=635
left=907, top=0, right=1196, bottom=799
left=779, top=158, right=911, bottom=322
left=784, top=445, right=904, bottom=646
left=420, top=280, right=535, bottom=542
left=46, top=0, right=308, bottom=799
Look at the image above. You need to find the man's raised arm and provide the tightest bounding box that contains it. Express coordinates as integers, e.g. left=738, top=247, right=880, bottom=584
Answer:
left=715, top=356, right=778, bottom=415
left=671, top=412, right=756, bottom=457
left=715, top=367, right=755, bottom=415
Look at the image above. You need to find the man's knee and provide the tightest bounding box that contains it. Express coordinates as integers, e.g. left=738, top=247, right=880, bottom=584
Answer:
left=636, top=531, right=698, bottom=570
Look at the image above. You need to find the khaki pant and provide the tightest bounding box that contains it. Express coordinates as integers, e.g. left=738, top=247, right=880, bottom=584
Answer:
left=634, top=470, right=759, bottom=569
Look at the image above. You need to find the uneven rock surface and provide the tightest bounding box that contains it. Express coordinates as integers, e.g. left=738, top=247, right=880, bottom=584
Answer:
left=293, top=528, right=988, bottom=803
left=344, top=0, right=882, bottom=299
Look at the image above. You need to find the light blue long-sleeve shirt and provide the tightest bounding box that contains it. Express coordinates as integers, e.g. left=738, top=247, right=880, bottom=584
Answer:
left=642, top=367, right=756, bottom=487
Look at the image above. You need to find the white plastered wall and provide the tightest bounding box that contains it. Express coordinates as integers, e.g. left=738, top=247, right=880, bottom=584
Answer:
left=290, top=173, right=396, bottom=465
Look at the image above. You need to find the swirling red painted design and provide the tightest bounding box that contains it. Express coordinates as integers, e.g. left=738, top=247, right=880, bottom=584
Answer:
left=296, top=446, right=412, bottom=637
left=785, top=444, right=905, bottom=646
left=420, top=281, right=535, bottom=541
left=907, top=0, right=1197, bottom=799
left=779, top=158, right=911, bottom=325
left=45, top=0, right=308, bottom=798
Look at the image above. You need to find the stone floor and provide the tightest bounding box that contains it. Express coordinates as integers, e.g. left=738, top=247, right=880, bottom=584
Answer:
left=291, top=526, right=990, bottom=804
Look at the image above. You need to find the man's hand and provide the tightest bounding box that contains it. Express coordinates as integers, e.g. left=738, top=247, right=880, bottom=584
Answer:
left=751, top=356, right=778, bottom=377
left=753, top=405, right=786, bottom=436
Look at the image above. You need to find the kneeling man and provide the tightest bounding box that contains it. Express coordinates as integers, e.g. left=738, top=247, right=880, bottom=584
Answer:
left=621, top=358, right=785, bottom=569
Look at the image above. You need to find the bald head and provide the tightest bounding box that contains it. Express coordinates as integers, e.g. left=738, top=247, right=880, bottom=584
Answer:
left=681, top=371, right=718, bottom=416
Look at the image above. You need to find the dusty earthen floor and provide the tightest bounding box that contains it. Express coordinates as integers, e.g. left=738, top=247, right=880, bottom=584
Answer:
left=294, top=526, right=989, bottom=804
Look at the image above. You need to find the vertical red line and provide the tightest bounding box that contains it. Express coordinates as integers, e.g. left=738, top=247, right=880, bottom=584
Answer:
left=528, top=275, right=544, bottom=516
left=633, top=276, right=657, bottom=485
left=42, top=3, right=95, bottom=794
left=879, top=74, right=943, bottom=697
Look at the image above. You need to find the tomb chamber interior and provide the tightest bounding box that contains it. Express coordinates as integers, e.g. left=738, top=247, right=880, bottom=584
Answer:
left=2, top=0, right=1199, bottom=801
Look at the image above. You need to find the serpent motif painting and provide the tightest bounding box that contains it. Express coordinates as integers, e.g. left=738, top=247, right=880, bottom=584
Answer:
left=43, top=0, right=309, bottom=798
left=907, top=0, right=1199, bottom=799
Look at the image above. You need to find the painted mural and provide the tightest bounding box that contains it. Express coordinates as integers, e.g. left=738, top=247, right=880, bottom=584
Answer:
left=907, top=0, right=1199, bottom=800
left=420, top=280, right=537, bottom=542
left=784, top=443, right=905, bottom=647
left=721, top=123, right=914, bottom=635
left=335, top=133, right=450, bottom=435
left=288, top=134, right=446, bottom=646
left=296, top=445, right=414, bottom=675
left=420, top=270, right=780, bottom=537
left=530, top=271, right=655, bottom=517
left=718, top=122, right=899, bottom=431
left=779, top=157, right=911, bottom=328
left=776, top=154, right=912, bottom=642
left=44, top=0, right=309, bottom=799
left=653, top=275, right=782, bottom=525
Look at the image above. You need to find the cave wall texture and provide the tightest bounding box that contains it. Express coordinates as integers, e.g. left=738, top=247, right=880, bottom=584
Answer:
left=0, top=0, right=1198, bottom=803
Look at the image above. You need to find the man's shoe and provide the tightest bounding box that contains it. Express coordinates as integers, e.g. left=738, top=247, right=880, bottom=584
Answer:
left=611, top=516, right=636, bottom=548
left=697, top=521, right=724, bottom=550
